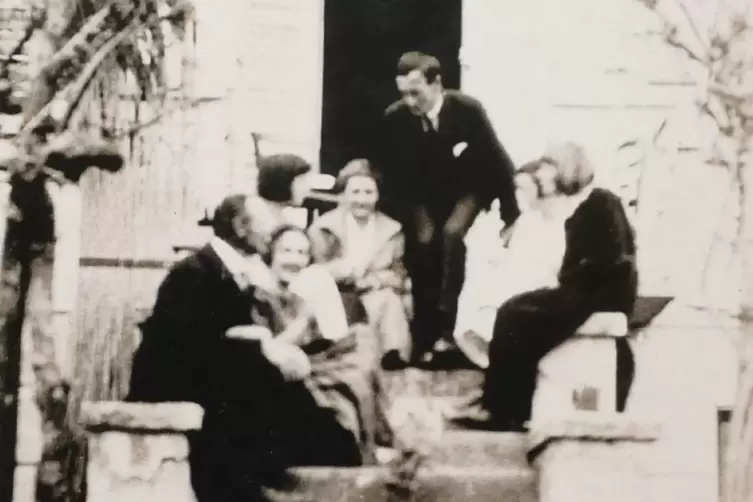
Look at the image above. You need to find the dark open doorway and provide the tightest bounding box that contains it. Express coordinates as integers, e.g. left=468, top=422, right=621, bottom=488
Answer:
left=320, top=0, right=462, bottom=175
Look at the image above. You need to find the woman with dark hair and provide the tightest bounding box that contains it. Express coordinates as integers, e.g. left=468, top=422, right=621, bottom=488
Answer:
left=256, top=153, right=314, bottom=205
left=230, top=224, right=392, bottom=465
left=478, top=142, right=638, bottom=430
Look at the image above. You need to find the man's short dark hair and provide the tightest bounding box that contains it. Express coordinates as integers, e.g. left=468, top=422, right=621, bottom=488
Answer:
left=257, top=154, right=312, bottom=203
left=397, top=51, right=442, bottom=83
left=212, top=194, right=249, bottom=241
left=334, top=158, right=382, bottom=193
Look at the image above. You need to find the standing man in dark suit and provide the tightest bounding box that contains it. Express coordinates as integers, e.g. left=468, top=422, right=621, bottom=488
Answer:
left=375, top=51, right=521, bottom=365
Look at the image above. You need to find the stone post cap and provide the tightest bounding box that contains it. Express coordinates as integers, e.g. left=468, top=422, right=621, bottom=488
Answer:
left=80, top=401, right=204, bottom=432
left=575, top=312, right=628, bottom=337
left=528, top=412, right=661, bottom=460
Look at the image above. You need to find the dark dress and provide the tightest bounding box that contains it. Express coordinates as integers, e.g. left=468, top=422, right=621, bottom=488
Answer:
left=375, top=91, right=521, bottom=355
left=127, top=245, right=362, bottom=501
left=482, top=188, right=638, bottom=425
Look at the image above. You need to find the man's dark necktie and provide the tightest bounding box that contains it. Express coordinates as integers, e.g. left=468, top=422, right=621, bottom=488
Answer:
left=421, top=114, right=435, bottom=133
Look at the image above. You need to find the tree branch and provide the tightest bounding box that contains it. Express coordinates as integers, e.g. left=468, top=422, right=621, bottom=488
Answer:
left=675, top=0, right=710, bottom=60
left=636, top=0, right=709, bottom=65
left=19, top=0, right=193, bottom=137
left=700, top=96, right=733, bottom=135
left=56, top=23, right=140, bottom=131
left=34, top=2, right=116, bottom=82
left=664, top=26, right=707, bottom=64
left=0, top=6, right=45, bottom=79
left=108, top=96, right=221, bottom=139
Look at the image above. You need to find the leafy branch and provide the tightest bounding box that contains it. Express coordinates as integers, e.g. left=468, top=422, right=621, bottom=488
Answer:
left=19, top=0, right=192, bottom=139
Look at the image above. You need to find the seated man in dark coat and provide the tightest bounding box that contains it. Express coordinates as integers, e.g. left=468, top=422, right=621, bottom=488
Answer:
left=127, top=194, right=365, bottom=501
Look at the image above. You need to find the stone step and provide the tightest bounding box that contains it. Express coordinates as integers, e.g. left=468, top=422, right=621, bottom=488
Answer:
left=383, top=369, right=485, bottom=402
left=414, top=466, right=537, bottom=502
left=267, top=465, right=537, bottom=502
left=426, top=431, right=529, bottom=469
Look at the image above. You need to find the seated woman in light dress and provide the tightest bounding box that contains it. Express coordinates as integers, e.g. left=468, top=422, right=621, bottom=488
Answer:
left=308, top=159, right=411, bottom=370
left=453, top=159, right=565, bottom=368
left=233, top=224, right=393, bottom=465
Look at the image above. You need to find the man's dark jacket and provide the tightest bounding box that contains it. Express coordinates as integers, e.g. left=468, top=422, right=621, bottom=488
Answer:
left=127, top=245, right=360, bottom=500
left=375, top=90, right=521, bottom=225
left=128, top=244, right=283, bottom=407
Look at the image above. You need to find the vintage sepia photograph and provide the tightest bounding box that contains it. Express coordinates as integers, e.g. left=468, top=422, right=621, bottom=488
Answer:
left=0, top=0, right=751, bottom=501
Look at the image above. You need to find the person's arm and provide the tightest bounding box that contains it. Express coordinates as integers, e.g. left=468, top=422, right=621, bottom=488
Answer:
left=307, top=225, right=355, bottom=284
left=372, top=105, right=409, bottom=221
left=359, top=233, right=407, bottom=292
left=275, top=308, right=315, bottom=346
left=290, top=265, right=350, bottom=341
left=466, top=98, right=521, bottom=226
left=557, top=191, right=637, bottom=309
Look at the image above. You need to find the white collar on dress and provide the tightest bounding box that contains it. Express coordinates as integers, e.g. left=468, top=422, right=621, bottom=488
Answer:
left=345, top=212, right=376, bottom=233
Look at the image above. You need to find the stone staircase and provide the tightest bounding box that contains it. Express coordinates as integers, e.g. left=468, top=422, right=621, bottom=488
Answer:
left=267, top=369, right=538, bottom=502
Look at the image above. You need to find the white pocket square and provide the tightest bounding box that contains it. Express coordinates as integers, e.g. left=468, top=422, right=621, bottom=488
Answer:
left=453, top=142, right=468, bottom=157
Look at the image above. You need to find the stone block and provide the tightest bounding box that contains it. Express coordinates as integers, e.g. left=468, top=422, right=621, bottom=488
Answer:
left=267, top=464, right=537, bottom=502
left=81, top=401, right=204, bottom=432
left=412, top=466, right=537, bottom=502
left=267, top=467, right=390, bottom=502
left=529, top=414, right=661, bottom=502
left=533, top=312, right=629, bottom=422
left=535, top=441, right=655, bottom=502
left=528, top=412, right=661, bottom=447
left=424, top=430, right=528, bottom=469
left=82, top=401, right=204, bottom=502
left=12, top=465, right=36, bottom=502
left=15, top=386, right=43, bottom=465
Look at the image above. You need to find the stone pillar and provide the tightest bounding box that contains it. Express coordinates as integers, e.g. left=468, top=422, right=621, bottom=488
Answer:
left=12, top=324, right=44, bottom=502
left=529, top=414, right=661, bottom=502
left=49, top=182, right=81, bottom=381
left=80, top=401, right=203, bottom=502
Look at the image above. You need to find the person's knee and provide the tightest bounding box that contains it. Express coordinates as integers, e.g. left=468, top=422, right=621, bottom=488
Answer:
left=350, top=323, right=380, bottom=366
left=379, top=289, right=406, bottom=312
left=442, top=221, right=466, bottom=243
left=416, top=225, right=435, bottom=246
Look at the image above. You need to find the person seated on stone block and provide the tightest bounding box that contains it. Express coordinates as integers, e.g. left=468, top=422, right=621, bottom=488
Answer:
left=453, top=158, right=564, bottom=369
left=481, top=142, right=638, bottom=431
left=126, top=194, right=367, bottom=502
left=446, top=143, right=638, bottom=431
left=229, top=224, right=393, bottom=466
left=308, top=159, right=412, bottom=371
left=126, top=193, right=315, bottom=501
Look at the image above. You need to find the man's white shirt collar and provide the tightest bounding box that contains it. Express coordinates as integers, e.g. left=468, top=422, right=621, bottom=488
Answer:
left=425, top=93, right=444, bottom=130
left=212, top=237, right=279, bottom=292
left=210, top=237, right=249, bottom=278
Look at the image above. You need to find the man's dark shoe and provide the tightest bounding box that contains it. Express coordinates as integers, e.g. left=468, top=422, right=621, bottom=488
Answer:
left=410, top=350, right=437, bottom=369
left=381, top=350, right=407, bottom=371
left=430, top=340, right=476, bottom=370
